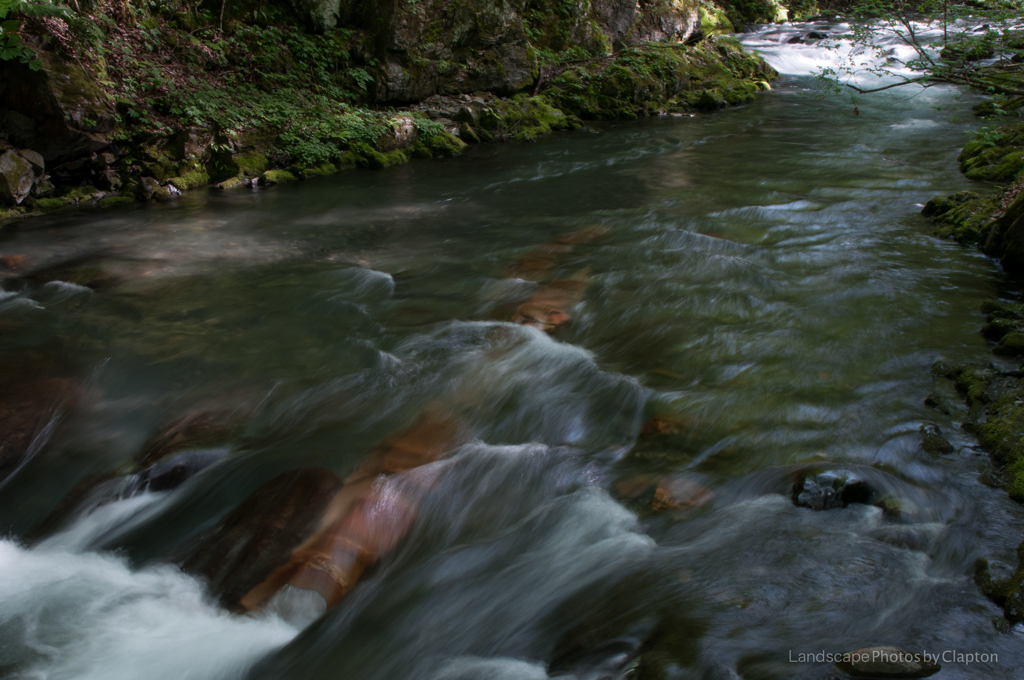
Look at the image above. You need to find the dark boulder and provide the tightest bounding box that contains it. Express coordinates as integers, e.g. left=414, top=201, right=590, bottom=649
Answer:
left=0, top=57, right=111, bottom=165
left=919, top=424, right=955, bottom=456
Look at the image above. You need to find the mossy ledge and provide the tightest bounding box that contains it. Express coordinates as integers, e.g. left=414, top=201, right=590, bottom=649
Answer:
left=0, top=0, right=780, bottom=221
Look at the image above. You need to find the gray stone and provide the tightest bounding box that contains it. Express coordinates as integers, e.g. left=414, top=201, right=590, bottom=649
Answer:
left=17, top=149, right=44, bottom=174
left=454, top=106, right=479, bottom=125
left=0, top=149, right=35, bottom=205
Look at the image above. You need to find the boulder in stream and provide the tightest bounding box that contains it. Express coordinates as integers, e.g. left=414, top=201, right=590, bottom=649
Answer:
left=793, top=470, right=873, bottom=510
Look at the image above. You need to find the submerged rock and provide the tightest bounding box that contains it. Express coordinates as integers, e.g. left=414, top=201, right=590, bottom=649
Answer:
left=835, top=646, right=939, bottom=679
left=182, top=409, right=469, bottom=613
left=651, top=475, right=714, bottom=513
left=513, top=279, right=589, bottom=332
left=132, top=448, right=228, bottom=493
left=919, top=424, right=954, bottom=456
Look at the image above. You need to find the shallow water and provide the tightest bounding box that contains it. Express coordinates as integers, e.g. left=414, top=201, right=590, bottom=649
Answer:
left=2, top=22, right=1023, bottom=680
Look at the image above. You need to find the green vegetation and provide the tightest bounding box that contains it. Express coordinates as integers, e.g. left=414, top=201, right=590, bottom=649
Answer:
left=0, top=0, right=782, bottom=217
left=0, top=0, right=68, bottom=70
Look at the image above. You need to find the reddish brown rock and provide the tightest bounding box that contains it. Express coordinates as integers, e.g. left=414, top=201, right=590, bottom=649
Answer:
left=185, top=409, right=470, bottom=613
left=651, top=476, right=714, bottom=513
left=512, top=279, right=588, bottom=333
left=240, top=478, right=420, bottom=610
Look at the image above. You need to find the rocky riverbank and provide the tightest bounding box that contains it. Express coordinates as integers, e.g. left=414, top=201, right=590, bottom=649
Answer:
left=922, top=103, right=1024, bottom=627
left=0, top=0, right=792, bottom=222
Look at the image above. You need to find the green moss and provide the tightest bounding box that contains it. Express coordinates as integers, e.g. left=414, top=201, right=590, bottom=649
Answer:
left=216, top=176, right=247, bottom=190
left=28, top=197, right=72, bottom=212
left=234, top=152, right=269, bottom=177
left=975, top=394, right=1024, bottom=466
left=995, top=332, right=1024, bottom=356
left=699, top=6, right=734, bottom=35
left=335, top=152, right=358, bottom=170
left=64, top=186, right=100, bottom=200
left=421, top=133, right=466, bottom=158
left=98, top=196, right=137, bottom=209
left=300, top=163, right=337, bottom=178
left=1010, top=457, right=1024, bottom=502
left=953, top=366, right=993, bottom=405
left=922, top=195, right=957, bottom=218
left=959, top=123, right=1024, bottom=182
left=259, top=169, right=298, bottom=185
left=982, top=318, right=1015, bottom=341
left=983, top=299, right=1024, bottom=320
left=541, top=40, right=777, bottom=122
left=928, top=191, right=1000, bottom=245
left=349, top=142, right=410, bottom=169
left=489, top=94, right=574, bottom=141
left=168, top=171, right=211, bottom=191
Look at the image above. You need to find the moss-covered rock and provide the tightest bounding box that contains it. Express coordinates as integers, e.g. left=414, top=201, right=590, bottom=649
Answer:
left=348, top=142, right=409, bottom=169
left=168, top=170, right=211, bottom=191
left=234, top=152, right=270, bottom=177
left=216, top=176, right=248, bottom=190
left=923, top=189, right=1000, bottom=245
left=489, top=94, right=575, bottom=141
left=421, top=132, right=467, bottom=158
left=950, top=365, right=995, bottom=406
left=541, top=38, right=774, bottom=121
left=958, top=122, right=1024, bottom=182
left=258, top=169, right=299, bottom=186
left=995, top=332, right=1024, bottom=357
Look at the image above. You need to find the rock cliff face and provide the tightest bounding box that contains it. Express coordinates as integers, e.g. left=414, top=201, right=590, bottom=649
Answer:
left=287, top=0, right=701, bottom=102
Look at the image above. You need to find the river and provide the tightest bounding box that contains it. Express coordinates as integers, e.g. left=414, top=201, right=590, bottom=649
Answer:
left=1, top=21, right=1022, bottom=680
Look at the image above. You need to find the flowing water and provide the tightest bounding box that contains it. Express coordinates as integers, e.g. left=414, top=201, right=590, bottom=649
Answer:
left=2, top=22, right=1023, bottom=680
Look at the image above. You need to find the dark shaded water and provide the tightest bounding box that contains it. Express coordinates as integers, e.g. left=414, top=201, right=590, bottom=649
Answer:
left=1, top=24, right=1023, bottom=680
